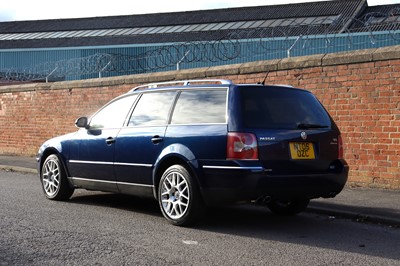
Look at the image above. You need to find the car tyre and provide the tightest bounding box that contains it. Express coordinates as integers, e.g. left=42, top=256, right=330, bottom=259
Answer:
left=41, top=154, right=74, bottom=200
left=158, top=165, right=205, bottom=226
left=267, top=199, right=310, bottom=216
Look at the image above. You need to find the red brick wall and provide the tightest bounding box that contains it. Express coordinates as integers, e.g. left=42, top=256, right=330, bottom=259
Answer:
left=0, top=85, right=131, bottom=155
left=227, top=62, right=400, bottom=189
left=1, top=47, right=399, bottom=189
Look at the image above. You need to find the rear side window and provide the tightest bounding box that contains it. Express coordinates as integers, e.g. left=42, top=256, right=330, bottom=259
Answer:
left=241, top=86, right=331, bottom=129
left=128, top=91, right=176, bottom=126
left=171, top=89, right=227, bottom=124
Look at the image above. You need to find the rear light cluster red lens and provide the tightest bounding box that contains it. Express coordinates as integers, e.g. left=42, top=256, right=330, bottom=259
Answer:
left=338, top=135, right=344, bottom=159
left=227, top=132, right=258, bottom=160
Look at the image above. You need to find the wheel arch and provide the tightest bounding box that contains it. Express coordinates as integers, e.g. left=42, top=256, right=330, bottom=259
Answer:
left=152, top=153, right=202, bottom=200
left=39, top=147, right=70, bottom=177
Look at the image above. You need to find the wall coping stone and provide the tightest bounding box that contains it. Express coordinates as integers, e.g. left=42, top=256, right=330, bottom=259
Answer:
left=321, top=48, right=376, bottom=66
left=278, top=54, right=323, bottom=70
left=240, top=59, right=280, bottom=74
left=373, top=45, right=400, bottom=61
left=206, top=63, right=241, bottom=76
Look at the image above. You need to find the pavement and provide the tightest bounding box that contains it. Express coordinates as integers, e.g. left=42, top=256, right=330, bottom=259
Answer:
left=1, top=155, right=399, bottom=227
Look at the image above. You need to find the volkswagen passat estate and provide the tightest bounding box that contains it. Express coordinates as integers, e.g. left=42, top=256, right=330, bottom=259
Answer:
left=37, top=79, right=349, bottom=225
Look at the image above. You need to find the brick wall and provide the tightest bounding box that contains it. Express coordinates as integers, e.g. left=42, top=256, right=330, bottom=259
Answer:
left=1, top=46, right=399, bottom=189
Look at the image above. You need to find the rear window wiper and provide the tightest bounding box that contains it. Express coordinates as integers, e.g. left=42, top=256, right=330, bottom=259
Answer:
left=297, top=123, right=329, bottom=129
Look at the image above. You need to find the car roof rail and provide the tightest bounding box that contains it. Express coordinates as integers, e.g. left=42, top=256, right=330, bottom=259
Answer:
left=271, top=84, right=295, bottom=88
left=130, top=79, right=233, bottom=92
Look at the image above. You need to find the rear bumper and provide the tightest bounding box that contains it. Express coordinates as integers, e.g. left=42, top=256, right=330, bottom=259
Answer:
left=199, top=160, right=349, bottom=205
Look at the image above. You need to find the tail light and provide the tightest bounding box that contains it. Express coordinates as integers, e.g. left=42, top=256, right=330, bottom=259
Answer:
left=338, top=135, right=344, bottom=159
left=227, top=132, right=258, bottom=160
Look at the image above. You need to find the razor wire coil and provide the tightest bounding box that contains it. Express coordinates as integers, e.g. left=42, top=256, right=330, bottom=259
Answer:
left=1, top=9, right=400, bottom=82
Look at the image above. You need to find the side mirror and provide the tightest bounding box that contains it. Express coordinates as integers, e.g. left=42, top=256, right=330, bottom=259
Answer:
left=75, top=117, right=89, bottom=129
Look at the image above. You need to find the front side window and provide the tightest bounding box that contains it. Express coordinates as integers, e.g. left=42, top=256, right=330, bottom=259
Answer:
left=89, top=95, right=137, bottom=129
left=171, top=89, right=227, bottom=124
left=128, top=91, right=176, bottom=127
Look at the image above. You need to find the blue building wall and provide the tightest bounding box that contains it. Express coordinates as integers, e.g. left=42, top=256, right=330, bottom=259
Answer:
left=1, top=31, right=399, bottom=81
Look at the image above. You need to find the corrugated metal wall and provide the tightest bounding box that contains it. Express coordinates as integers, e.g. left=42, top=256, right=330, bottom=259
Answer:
left=1, top=31, right=399, bottom=81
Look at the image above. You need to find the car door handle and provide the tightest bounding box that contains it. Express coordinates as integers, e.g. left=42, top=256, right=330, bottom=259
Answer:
left=151, top=136, right=163, bottom=144
left=106, top=137, right=116, bottom=145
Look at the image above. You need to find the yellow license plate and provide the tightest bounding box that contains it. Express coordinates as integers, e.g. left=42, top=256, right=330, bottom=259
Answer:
left=289, top=142, right=315, bottom=160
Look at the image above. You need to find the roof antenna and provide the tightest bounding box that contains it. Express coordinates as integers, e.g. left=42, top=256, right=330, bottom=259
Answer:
left=258, top=71, right=270, bottom=85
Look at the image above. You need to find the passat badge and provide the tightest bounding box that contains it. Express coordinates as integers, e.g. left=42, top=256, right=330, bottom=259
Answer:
left=259, top=136, right=276, bottom=141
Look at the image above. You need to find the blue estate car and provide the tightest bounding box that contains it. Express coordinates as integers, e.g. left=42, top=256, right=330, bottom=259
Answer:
left=37, top=79, right=349, bottom=225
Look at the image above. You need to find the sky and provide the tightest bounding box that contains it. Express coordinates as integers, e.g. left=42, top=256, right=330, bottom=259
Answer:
left=1, top=0, right=400, bottom=22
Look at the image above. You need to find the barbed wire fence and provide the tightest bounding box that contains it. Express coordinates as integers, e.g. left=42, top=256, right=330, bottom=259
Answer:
left=1, top=9, right=400, bottom=82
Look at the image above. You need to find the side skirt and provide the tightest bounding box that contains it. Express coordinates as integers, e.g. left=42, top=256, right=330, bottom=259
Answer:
left=69, top=177, right=154, bottom=198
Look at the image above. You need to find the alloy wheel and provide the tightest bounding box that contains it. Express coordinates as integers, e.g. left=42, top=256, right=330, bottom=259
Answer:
left=42, top=158, right=61, bottom=197
left=160, top=171, right=190, bottom=220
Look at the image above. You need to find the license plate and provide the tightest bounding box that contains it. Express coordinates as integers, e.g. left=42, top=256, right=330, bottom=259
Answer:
left=289, top=142, right=315, bottom=160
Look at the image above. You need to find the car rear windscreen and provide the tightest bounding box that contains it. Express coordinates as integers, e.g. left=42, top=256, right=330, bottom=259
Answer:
left=241, top=86, right=331, bottom=129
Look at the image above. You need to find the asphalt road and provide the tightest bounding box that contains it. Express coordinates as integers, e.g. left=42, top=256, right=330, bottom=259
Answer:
left=1, top=170, right=399, bottom=266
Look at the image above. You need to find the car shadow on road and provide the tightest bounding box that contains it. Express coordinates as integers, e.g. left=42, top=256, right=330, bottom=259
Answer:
left=69, top=191, right=162, bottom=217
left=67, top=191, right=400, bottom=262
left=197, top=204, right=400, bottom=262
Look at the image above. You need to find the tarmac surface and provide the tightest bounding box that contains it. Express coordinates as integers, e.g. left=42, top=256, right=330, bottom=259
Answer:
left=1, top=154, right=399, bottom=227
